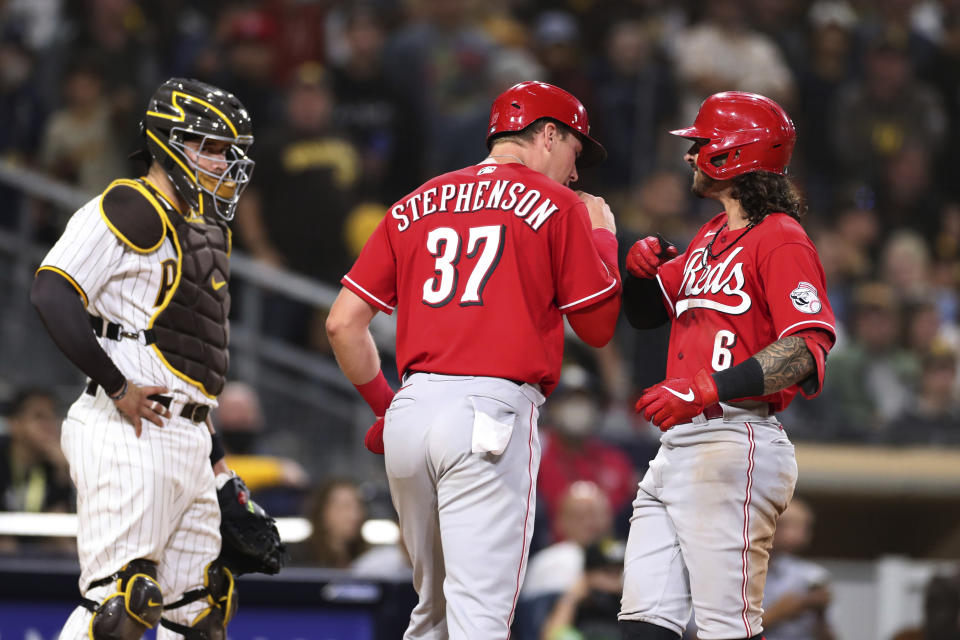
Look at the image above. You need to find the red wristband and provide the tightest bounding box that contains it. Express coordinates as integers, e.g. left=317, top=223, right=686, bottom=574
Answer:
left=354, top=371, right=395, bottom=417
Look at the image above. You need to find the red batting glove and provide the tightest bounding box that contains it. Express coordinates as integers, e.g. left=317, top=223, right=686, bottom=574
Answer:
left=364, top=417, right=385, bottom=454
left=635, top=368, right=719, bottom=432
left=626, top=235, right=679, bottom=279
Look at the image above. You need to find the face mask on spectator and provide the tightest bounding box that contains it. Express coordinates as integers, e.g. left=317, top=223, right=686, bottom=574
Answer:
left=222, top=431, right=258, bottom=455
left=555, top=397, right=600, bottom=437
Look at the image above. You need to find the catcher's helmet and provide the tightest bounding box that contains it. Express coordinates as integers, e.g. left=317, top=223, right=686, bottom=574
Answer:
left=143, top=78, right=254, bottom=221
left=670, top=91, right=795, bottom=180
left=486, top=81, right=606, bottom=167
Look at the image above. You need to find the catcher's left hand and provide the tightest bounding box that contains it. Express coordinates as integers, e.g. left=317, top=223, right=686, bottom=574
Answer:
left=216, top=473, right=286, bottom=575
left=636, top=368, right=718, bottom=431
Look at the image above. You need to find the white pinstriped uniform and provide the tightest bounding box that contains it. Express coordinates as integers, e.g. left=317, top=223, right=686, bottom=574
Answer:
left=40, top=183, right=222, bottom=638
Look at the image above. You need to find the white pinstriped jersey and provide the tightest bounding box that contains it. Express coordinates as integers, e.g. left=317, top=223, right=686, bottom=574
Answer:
left=40, top=181, right=218, bottom=406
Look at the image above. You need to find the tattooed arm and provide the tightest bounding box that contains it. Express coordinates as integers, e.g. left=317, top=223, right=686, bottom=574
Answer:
left=710, top=329, right=832, bottom=402
left=754, top=335, right=817, bottom=395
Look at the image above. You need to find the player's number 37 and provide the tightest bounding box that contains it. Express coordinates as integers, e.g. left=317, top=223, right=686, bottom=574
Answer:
left=423, top=225, right=506, bottom=308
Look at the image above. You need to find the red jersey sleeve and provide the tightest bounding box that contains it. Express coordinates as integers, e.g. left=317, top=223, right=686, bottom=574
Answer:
left=757, top=240, right=836, bottom=341
left=551, top=202, right=618, bottom=313
left=341, top=217, right=398, bottom=315
left=654, top=252, right=686, bottom=319
left=757, top=232, right=837, bottom=398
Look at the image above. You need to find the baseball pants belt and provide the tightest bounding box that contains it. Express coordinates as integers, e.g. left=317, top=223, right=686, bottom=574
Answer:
left=690, top=402, right=773, bottom=426
left=85, top=381, right=211, bottom=423
left=702, top=404, right=723, bottom=420
left=406, top=370, right=530, bottom=387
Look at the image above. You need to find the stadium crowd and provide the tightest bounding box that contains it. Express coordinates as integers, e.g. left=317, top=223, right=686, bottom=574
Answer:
left=2, top=0, right=959, bottom=445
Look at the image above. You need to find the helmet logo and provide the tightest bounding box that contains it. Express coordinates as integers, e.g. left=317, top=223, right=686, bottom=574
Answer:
left=147, top=90, right=239, bottom=137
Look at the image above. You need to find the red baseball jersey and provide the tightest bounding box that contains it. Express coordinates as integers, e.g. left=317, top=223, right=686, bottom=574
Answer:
left=342, top=161, right=618, bottom=396
left=656, top=212, right=836, bottom=412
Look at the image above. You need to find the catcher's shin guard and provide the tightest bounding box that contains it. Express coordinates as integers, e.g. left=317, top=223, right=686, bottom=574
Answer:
left=81, top=559, right=163, bottom=640
left=161, top=562, right=236, bottom=640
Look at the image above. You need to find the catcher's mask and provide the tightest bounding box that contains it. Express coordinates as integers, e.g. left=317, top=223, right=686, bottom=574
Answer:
left=143, top=78, right=254, bottom=221
left=670, top=91, right=795, bottom=180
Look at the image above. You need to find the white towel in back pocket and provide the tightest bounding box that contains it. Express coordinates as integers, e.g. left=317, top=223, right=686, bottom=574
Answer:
left=470, top=397, right=516, bottom=455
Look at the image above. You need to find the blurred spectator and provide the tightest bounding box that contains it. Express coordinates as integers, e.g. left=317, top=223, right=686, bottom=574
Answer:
left=516, top=481, right=614, bottom=640
left=901, top=294, right=959, bottom=357
left=671, top=0, right=795, bottom=128
left=809, top=225, right=863, bottom=335
left=832, top=197, right=881, bottom=314
left=922, top=6, right=960, bottom=198
left=382, top=0, right=498, bottom=174
left=589, top=18, right=677, bottom=189
left=874, top=144, right=942, bottom=239
left=0, top=388, right=70, bottom=512
left=235, top=62, right=360, bottom=280
left=888, top=342, right=960, bottom=445
left=819, top=282, right=920, bottom=438
left=330, top=3, right=424, bottom=203
left=234, top=62, right=362, bottom=346
left=891, top=570, right=960, bottom=640
left=539, top=538, right=625, bottom=640
left=763, top=498, right=836, bottom=640
left=214, top=381, right=308, bottom=504
left=880, top=229, right=934, bottom=300
left=57, top=0, right=159, bottom=139
left=616, top=170, right=694, bottom=248
left=0, top=24, right=47, bottom=231
left=204, top=7, right=280, bottom=126
left=0, top=388, right=73, bottom=553
left=852, top=0, right=938, bottom=75
left=293, top=477, right=370, bottom=569
left=1, top=0, right=62, bottom=52
left=264, top=0, right=328, bottom=86
left=831, top=32, right=946, bottom=189
left=531, top=11, right=594, bottom=115
left=40, top=57, right=125, bottom=196
left=795, top=2, right=857, bottom=211
left=523, top=481, right=614, bottom=600
left=537, top=366, right=636, bottom=541
left=747, top=0, right=812, bottom=76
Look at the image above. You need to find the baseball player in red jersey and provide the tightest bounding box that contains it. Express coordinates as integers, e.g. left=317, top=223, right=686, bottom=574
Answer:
left=617, top=92, right=836, bottom=640
left=326, top=81, right=621, bottom=639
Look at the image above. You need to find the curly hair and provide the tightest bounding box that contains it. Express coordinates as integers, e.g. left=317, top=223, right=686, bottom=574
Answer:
left=730, top=171, right=807, bottom=225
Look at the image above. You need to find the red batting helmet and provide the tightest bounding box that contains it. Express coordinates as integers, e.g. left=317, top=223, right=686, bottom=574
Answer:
left=670, top=91, right=796, bottom=180
left=487, top=81, right=607, bottom=167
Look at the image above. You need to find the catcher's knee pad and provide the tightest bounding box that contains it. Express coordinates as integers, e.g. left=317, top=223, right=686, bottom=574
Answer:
left=161, top=562, right=237, bottom=640
left=81, top=559, right=163, bottom=640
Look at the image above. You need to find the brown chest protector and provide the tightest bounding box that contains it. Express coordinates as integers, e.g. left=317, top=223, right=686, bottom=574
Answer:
left=146, top=182, right=231, bottom=397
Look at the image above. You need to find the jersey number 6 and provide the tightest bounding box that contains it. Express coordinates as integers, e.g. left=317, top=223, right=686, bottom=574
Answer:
left=711, top=329, right=737, bottom=371
left=422, top=225, right=506, bottom=307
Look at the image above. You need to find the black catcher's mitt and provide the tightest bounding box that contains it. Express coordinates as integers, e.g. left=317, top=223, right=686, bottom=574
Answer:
left=216, top=474, right=286, bottom=575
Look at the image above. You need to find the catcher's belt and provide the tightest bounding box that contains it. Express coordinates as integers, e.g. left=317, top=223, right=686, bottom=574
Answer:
left=85, top=381, right=212, bottom=424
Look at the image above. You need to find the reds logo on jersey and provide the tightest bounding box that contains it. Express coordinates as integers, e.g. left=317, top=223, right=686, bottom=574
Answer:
left=675, top=247, right=752, bottom=316
left=789, top=281, right=822, bottom=313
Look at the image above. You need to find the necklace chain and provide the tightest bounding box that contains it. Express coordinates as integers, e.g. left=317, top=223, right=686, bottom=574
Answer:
left=702, top=222, right=755, bottom=265
left=488, top=154, right=526, bottom=166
